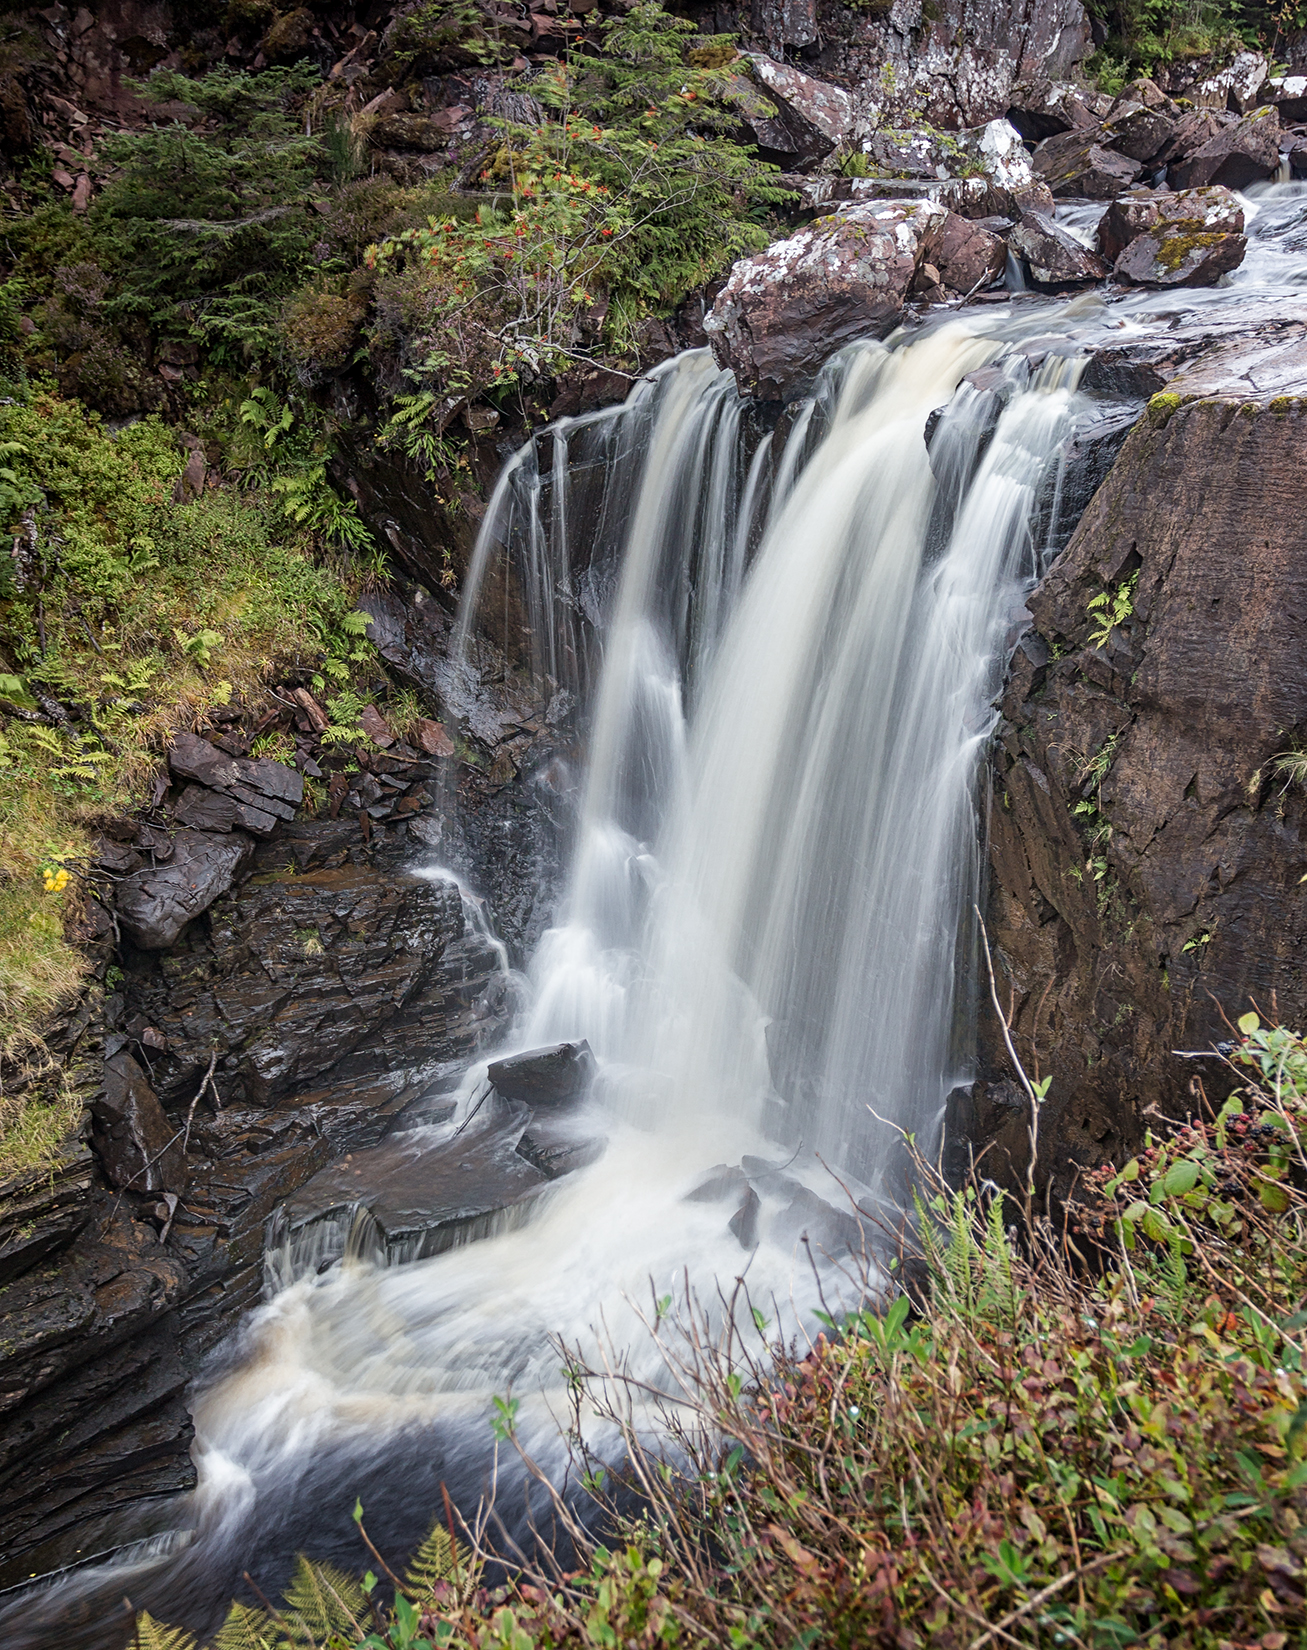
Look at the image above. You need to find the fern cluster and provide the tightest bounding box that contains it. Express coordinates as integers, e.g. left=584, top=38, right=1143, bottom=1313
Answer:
left=135, top=1520, right=464, bottom=1650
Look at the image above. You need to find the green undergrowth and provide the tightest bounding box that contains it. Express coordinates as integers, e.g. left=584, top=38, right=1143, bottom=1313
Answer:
left=0, top=385, right=378, bottom=1176
left=129, top=1016, right=1307, bottom=1649
left=1084, top=0, right=1304, bottom=94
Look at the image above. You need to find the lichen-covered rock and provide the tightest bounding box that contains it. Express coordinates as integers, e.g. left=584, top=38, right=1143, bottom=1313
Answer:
left=1009, top=210, right=1109, bottom=287
left=1168, top=107, right=1280, bottom=190
left=1115, top=227, right=1246, bottom=286
left=1099, top=99, right=1177, bottom=163
left=704, top=200, right=947, bottom=401
left=741, top=55, right=851, bottom=161
left=1097, top=186, right=1244, bottom=261
left=1100, top=188, right=1247, bottom=286
left=1195, top=49, right=1269, bottom=114
left=1261, top=74, right=1307, bottom=123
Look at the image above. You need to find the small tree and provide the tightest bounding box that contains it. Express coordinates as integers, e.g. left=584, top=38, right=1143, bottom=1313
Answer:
left=94, top=65, right=326, bottom=364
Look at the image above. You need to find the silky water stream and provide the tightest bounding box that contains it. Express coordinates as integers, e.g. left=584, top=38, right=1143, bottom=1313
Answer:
left=5, top=313, right=1129, bottom=1644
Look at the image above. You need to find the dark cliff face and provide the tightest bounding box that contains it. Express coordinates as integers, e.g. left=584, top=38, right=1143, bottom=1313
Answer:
left=0, top=816, right=512, bottom=1588
left=977, top=350, right=1307, bottom=1196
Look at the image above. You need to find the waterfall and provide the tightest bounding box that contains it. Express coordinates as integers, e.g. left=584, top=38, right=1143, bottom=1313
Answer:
left=0, top=317, right=1097, bottom=1645
left=478, top=326, right=1084, bottom=1191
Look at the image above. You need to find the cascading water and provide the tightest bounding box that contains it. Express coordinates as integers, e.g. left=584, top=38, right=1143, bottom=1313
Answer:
left=3, top=314, right=1108, bottom=1645
left=498, top=329, right=1087, bottom=1197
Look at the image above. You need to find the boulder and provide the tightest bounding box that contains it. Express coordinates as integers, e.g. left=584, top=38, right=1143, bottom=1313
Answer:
left=920, top=212, right=1006, bottom=294
left=92, top=1052, right=187, bottom=1192
left=1009, top=210, right=1109, bottom=286
left=1111, top=76, right=1176, bottom=112
left=1195, top=49, right=1269, bottom=114
left=954, top=118, right=1057, bottom=212
left=1155, top=107, right=1226, bottom=165
left=1260, top=74, right=1307, bottom=124
left=1100, top=100, right=1177, bottom=164
left=1005, top=80, right=1110, bottom=141
left=1096, top=185, right=1244, bottom=261
left=742, top=55, right=851, bottom=162
left=937, top=174, right=1053, bottom=221
left=1114, top=223, right=1247, bottom=287
left=1168, top=108, right=1280, bottom=190
left=1032, top=127, right=1143, bottom=197
left=487, top=1040, right=596, bottom=1106
left=1098, top=187, right=1246, bottom=286
left=704, top=200, right=947, bottom=401
left=116, top=829, right=256, bottom=950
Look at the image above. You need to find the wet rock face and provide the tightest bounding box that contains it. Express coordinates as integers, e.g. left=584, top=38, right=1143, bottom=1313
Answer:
left=488, top=1041, right=596, bottom=1106
left=135, top=859, right=464, bottom=1109
left=982, top=346, right=1307, bottom=1199
left=92, top=1052, right=187, bottom=1193
left=116, top=830, right=257, bottom=950
left=705, top=200, right=948, bottom=401
left=0, top=808, right=514, bottom=1584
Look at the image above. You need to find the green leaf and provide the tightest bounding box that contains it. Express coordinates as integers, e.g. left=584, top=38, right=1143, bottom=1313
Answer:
left=1159, top=1160, right=1199, bottom=1198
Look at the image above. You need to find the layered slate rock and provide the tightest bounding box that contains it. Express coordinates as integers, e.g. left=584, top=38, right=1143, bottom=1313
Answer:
left=704, top=199, right=947, bottom=400
left=0, top=812, right=511, bottom=1585
left=92, top=1051, right=187, bottom=1193
left=981, top=332, right=1307, bottom=1201
left=281, top=1084, right=605, bottom=1270
left=137, top=858, right=465, bottom=1108
left=116, top=828, right=257, bottom=950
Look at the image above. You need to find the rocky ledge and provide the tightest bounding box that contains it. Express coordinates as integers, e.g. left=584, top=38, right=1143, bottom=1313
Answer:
left=0, top=729, right=515, bottom=1586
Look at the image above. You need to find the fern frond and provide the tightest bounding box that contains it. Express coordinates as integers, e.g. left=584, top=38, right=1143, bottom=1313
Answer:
left=132, top=1613, right=200, bottom=1650
left=281, top=1553, right=368, bottom=1644
left=403, top=1518, right=459, bottom=1600
left=213, top=1599, right=278, bottom=1650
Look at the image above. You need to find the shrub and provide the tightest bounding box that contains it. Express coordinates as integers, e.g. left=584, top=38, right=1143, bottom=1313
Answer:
left=121, top=1017, right=1307, bottom=1650
left=364, top=1, right=788, bottom=406
left=93, top=64, right=328, bottom=366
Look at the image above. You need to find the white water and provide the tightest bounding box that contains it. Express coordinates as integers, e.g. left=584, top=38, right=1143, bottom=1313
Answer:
left=2, top=316, right=1105, bottom=1641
